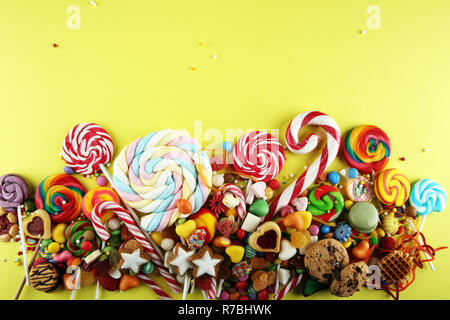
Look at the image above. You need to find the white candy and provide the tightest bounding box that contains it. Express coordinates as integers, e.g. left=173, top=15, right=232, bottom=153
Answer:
left=251, top=182, right=267, bottom=198
left=240, top=212, right=262, bottom=233
left=212, top=173, right=225, bottom=188
left=108, top=268, right=122, bottom=279
left=161, top=238, right=175, bottom=251
left=106, top=217, right=121, bottom=230
left=278, top=268, right=291, bottom=286
left=278, top=239, right=297, bottom=261
left=84, top=249, right=102, bottom=264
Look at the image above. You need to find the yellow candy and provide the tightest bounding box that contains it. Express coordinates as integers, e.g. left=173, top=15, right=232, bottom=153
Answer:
left=376, top=228, right=385, bottom=238
left=344, top=200, right=354, bottom=210
left=175, top=220, right=196, bottom=239
left=225, top=207, right=238, bottom=218
left=151, top=232, right=163, bottom=246
left=48, top=242, right=61, bottom=254
left=290, top=230, right=310, bottom=249
left=285, top=227, right=297, bottom=235
left=51, top=223, right=67, bottom=243
left=274, top=258, right=282, bottom=265
left=213, top=236, right=231, bottom=248
left=298, top=211, right=312, bottom=229
left=343, top=240, right=352, bottom=248
left=225, top=245, right=245, bottom=263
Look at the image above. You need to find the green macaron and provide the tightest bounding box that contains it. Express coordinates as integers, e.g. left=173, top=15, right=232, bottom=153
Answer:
left=348, top=201, right=379, bottom=234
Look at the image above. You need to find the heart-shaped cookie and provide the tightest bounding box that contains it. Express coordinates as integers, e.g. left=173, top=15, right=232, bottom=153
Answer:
left=24, top=209, right=51, bottom=239
left=248, top=221, right=281, bottom=253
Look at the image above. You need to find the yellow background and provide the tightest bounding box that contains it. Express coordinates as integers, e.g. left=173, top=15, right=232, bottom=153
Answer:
left=0, top=0, right=449, bottom=300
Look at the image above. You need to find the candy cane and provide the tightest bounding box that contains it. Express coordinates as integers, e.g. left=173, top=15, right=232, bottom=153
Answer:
left=207, top=277, right=217, bottom=300
left=266, top=111, right=341, bottom=221
left=219, top=183, right=246, bottom=220
left=92, top=201, right=181, bottom=293
left=274, top=274, right=303, bottom=300
left=137, top=274, right=173, bottom=300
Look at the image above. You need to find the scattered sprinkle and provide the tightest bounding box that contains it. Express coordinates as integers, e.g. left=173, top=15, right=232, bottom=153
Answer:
left=399, top=157, right=406, bottom=161
left=90, top=1, right=97, bottom=6
left=360, top=30, right=367, bottom=34
left=212, top=54, right=219, bottom=59
left=52, top=43, right=58, bottom=48
left=423, top=148, right=429, bottom=152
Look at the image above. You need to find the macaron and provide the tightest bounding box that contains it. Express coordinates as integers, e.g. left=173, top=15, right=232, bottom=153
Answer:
left=347, top=202, right=379, bottom=234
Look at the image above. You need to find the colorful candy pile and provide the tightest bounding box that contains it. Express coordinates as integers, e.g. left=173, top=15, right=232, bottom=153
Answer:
left=2, top=112, right=447, bottom=301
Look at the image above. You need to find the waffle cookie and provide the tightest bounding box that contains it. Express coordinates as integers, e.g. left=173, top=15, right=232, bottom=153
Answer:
left=377, top=250, right=414, bottom=283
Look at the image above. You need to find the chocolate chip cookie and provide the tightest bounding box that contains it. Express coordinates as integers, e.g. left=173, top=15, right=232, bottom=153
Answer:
left=304, top=238, right=349, bottom=283
left=330, top=261, right=368, bottom=297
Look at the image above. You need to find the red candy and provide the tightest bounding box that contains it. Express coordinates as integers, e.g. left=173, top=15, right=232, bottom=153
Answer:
left=239, top=295, right=250, bottom=300
left=236, top=281, right=249, bottom=292
left=264, top=252, right=277, bottom=262
left=99, top=275, right=119, bottom=291
left=257, top=289, right=268, bottom=300
left=236, top=229, right=246, bottom=240
left=269, top=179, right=280, bottom=190
left=195, top=275, right=212, bottom=290
left=216, top=220, right=233, bottom=237
left=380, top=236, right=396, bottom=250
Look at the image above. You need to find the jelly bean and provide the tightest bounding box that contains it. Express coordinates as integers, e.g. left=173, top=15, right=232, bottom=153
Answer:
left=352, top=240, right=370, bottom=259
left=176, top=199, right=193, bottom=214
left=236, top=281, right=249, bottom=292
left=96, top=175, right=108, bottom=187
left=51, top=223, right=67, bottom=243
left=268, top=179, right=279, bottom=190
left=213, top=236, right=231, bottom=248
left=47, top=242, right=61, bottom=254
left=110, top=229, right=121, bottom=236
left=236, top=229, right=246, bottom=240
left=344, top=200, right=354, bottom=210
left=150, top=231, right=163, bottom=246
left=257, top=289, right=268, bottom=300
left=64, top=166, right=74, bottom=175
left=53, top=250, right=72, bottom=263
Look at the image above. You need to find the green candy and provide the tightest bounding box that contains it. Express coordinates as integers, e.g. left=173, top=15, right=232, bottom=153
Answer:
left=266, top=262, right=277, bottom=271
left=244, top=245, right=256, bottom=258
left=142, top=261, right=154, bottom=274
left=223, top=280, right=231, bottom=289
left=177, top=218, right=186, bottom=225
left=248, top=283, right=256, bottom=294
left=307, top=186, right=344, bottom=218
left=303, top=277, right=328, bottom=296
left=108, top=235, right=122, bottom=247
left=281, top=231, right=291, bottom=240
left=103, top=246, right=115, bottom=254
left=98, top=254, right=108, bottom=262
left=296, top=268, right=304, bottom=274
left=249, top=199, right=269, bottom=217
left=108, top=249, right=121, bottom=269
left=370, top=236, right=379, bottom=245
left=24, top=199, right=36, bottom=213
left=41, top=239, right=53, bottom=248
left=129, top=270, right=137, bottom=276
left=110, top=229, right=121, bottom=236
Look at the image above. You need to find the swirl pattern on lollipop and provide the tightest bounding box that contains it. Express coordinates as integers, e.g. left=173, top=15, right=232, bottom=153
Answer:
left=307, top=185, right=344, bottom=222
left=343, top=125, right=391, bottom=174
left=233, top=131, right=285, bottom=182
left=62, top=123, right=114, bottom=176
left=409, top=179, right=447, bottom=216
left=65, top=220, right=101, bottom=257
left=82, top=187, right=120, bottom=220
left=0, top=174, right=29, bottom=211
left=113, top=129, right=212, bottom=232
left=35, top=174, right=85, bottom=223
left=374, top=168, right=410, bottom=207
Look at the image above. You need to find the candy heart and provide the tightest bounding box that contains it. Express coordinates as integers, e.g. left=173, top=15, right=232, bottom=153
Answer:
left=251, top=182, right=267, bottom=198
left=292, top=197, right=308, bottom=211
left=119, top=274, right=140, bottom=291
left=249, top=199, right=269, bottom=217
left=248, top=221, right=281, bottom=253
left=225, top=245, right=245, bottom=263
left=175, top=220, right=196, bottom=239
left=278, top=239, right=297, bottom=261
left=23, top=209, right=52, bottom=240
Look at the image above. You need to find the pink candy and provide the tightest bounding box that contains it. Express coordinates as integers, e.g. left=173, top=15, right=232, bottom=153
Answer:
left=280, top=205, right=294, bottom=217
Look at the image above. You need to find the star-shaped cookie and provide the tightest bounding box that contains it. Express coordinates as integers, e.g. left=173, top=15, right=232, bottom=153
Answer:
left=118, top=239, right=150, bottom=274
left=188, top=245, right=223, bottom=278
left=168, top=243, right=195, bottom=277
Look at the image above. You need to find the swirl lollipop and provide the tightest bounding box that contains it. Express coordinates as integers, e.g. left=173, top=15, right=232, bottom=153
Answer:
left=35, top=174, right=85, bottom=223
left=307, top=185, right=344, bottom=222
left=82, top=187, right=120, bottom=220
left=233, top=131, right=285, bottom=182
left=410, top=179, right=447, bottom=216
left=343, top=125, right=391, bottom=174
left=65, top=220, right=101, bottom=257
left=113, top=129, right=212, bottom=232
left=62, top=122, right=114, bottom=176
left=374, top=168, right=410, bottom=207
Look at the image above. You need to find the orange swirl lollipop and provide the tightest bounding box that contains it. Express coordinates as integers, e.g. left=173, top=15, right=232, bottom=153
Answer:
left=374, top=168, right=411, bottom=207
left=82, top=187, right=120, bottom=221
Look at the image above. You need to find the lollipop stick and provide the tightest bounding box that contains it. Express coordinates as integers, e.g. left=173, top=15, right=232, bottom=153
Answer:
left=16, top=206, right=30, bottom=286
left=99, top=164, right=165, bottom=261
left=216, top=279, right=224, bottom=297
left=418, top=215, right=426, bottom=233
left=182, top=274, right=189, bottom=300
left=14, top=238, right=42, bottom=300
left=407, top=217, right=435, bottom=271
left=274, top=264, right=281, bottom=295
left=70, top=266, right=81, bottom=300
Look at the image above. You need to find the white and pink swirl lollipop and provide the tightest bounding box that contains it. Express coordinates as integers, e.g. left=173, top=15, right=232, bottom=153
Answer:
left=62, top=123, right=114, bottom=176
left=232, top=131, right=285, bottom=182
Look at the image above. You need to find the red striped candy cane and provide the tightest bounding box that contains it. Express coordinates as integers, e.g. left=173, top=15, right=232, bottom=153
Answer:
left=138, top=274, right=173, bottom=300
left=92, top=201, right=181, bottom=293
left=265, top=111, right=341, bottom=221
left=219, top=183, right=246, bottom=220
left=274, top=274, right=303, bottom=300
left=207, top=277, right=217, bottom=299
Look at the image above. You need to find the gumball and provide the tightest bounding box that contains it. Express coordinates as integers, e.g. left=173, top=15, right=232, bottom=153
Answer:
left=327, top=171, right=340, bottom=185
left=348, top=168, right=359, bottom=179
left=319, top=224, right=330, bottom=234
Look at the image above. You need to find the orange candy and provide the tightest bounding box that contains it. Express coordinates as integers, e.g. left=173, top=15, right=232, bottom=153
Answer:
left=352, top=240, right=370, bottom=259
left=213, top=236, right=231, bottom=248
left=63, top=273, right=76, bottom=290
left=119, top=274, right=140, bottom=291
left=176, top=199, right=193, bottom=214
left=282, top=212, right=305, bottom=230
left=290, top=230, right=311, bottom=249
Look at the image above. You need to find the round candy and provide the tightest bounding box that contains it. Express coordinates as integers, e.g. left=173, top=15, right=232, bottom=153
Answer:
left=222, top=141, right=233, bottom=152
left=307, top=185, right=344, bottom=222
left=343, top=125, right=391, bottom=174
left=348, top=168, right=359, bottom=179
left=374, top=168, right=410, bottom=207
left=345, top=176, right=374, bottom=202
left=65, top=220, right=101, bottom=257
left=319, top=224, right=330, bottom=234
left=62, top=123, right=114, bottom=176
left=113, top=130, right=212, bottom=232
left=35, top=174, right=85, bottom=223
left=0, top=174, right=29, bottom=211
left=348, top=201, right=379, bottom=234
left=96, top=176, right=108, bottom=187
left=409, top=179, right=447, bottom=216
left=82, top=187, right=120, bottom=220
left=233, top=131, right=285, bottom=182
left=327, top=171, right=340, bottom=185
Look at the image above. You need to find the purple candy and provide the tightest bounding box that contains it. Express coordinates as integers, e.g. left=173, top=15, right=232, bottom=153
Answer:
left=220, top=290, right=230, bottom=300
left=64, top=166, right=74, bottom=175
left=0, top=174, right=29, bottom=211
left=238, top=275, right=249, bottom=282
left=308, top=224, right=320, bottom=236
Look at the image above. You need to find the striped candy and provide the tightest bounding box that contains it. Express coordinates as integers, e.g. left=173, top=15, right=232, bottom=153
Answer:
left=62, top=123, right=114, bottom=176
left=409, top=179, right=447, bottom=216
left=137, top=274, right=173, bottom=300
left=113, top=129, right=212, bottom=232
left=218, top=183, right=246, bottom=220
left=91, top=201, right=181, bottom=293
left=266, top=111, right=341, bottom=220
left=82, top=187, right=120, bottom=220
left=274, top=274, right=303, bottom=300
left=374, top=168, right=410, bottom=207
left=233, top=131, right=285, bottom=182
left=207, top=276, right=217, bottom=299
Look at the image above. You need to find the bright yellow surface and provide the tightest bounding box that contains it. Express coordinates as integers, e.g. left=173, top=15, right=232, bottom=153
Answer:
left=0, top=0, right=449, bottom=300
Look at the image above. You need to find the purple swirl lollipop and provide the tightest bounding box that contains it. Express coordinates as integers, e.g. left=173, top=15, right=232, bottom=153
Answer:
left=0, top=174, right=29, bottom=211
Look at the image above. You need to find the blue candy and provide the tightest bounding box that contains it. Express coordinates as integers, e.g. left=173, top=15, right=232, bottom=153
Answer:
left=222, top=141, right=233, bottom=152
left=348, top=168, right=358, bottom=179
left=320, top=224, right=330, bottom=234
left=327, top=171, right=340, bottom=185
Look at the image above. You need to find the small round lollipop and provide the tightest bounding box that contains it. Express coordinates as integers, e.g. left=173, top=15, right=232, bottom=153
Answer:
left=410, top=179, right=447, bottom=217
left=82, top=187, right=120, bottom=220
left=35, top=174, right=85, bottom=223
left=374, top=168, right=410, bottom=207
left=343, top=125, right=391, bottom=174
left=62, top=123, right=114, bottom=176
left=233, top=131, right=285, bottom=182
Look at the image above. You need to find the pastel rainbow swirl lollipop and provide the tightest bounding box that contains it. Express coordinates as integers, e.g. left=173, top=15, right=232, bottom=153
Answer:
left=343, top=125, right=391, bottom=174
left=307, top=185, right=344, bottom=222
left=113, top=129, right=212, bottom=232
left=409, top=179, right=447, bottom=216
left=35, top=174, right=85, bottom=223
left=374, top=168, right=410, bottom=207
left=233, top=131, right=285, bottom=182
left=62, top=123, right=114, bottom=176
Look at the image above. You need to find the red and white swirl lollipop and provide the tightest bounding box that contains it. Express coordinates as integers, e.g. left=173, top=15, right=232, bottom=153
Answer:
left=233, top=131, right=285, bottom=182
left=62, top=123, right=114, bottom=176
